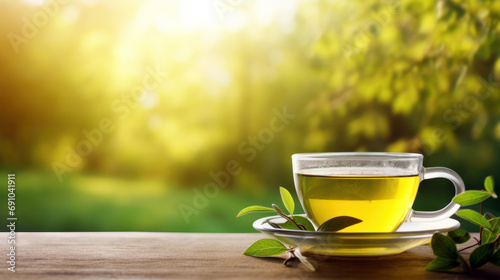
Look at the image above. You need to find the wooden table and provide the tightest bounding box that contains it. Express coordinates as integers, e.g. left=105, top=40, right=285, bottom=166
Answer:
left=1, top=232, right=498, bottom=279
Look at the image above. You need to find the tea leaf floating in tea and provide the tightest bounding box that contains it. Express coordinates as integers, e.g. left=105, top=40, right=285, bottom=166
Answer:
left=427, top=175, right=500, bottom=273
left=317, top=216, right=363, bottom=232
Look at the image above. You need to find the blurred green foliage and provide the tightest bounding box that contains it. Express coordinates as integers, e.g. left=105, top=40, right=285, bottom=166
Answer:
left=0, top=0, right=499, bottom=232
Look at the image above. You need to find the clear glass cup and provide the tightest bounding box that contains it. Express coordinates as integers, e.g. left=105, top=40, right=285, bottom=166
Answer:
left=292, top=152, right=465, bottom=232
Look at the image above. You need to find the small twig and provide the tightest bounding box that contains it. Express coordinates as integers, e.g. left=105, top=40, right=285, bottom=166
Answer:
left=272, top=204, right=307, bottom=230
left=295, top=223, right=307, bottom=230
left=283, top=251, right=298, bottom=267
left=458, top=239, right=481, bottom=252
left=268, top=222, right=283, bottom=229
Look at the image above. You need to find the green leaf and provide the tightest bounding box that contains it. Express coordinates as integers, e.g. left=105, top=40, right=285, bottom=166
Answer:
left=490, top=217, right=500, bottom=231
left=482, top=228, right=496, bottom=245
left=484, top=212, right=497, bottom=220
left=425, top=257, right=460, bottom=271
left=236, top=206, right=275, bottom=217
left=242, top=238, right=288, bottom=257
left=279, top=216, right=315, bottom=231
left=430, top=233, right=458, bottom=259
left=456, top=209, right=492, bottom=230
left=279, top=187, right=295, bottom=216
left=294, top=216, right=315, bottom=231
left=457, top=253, right=471, bottom=272
left=447, top=228, right=471, bottom=244
left=485, top=176, right=494, bottom=191
left=452, top=191, right=491, bottom=206
left=317, top=216, right=363, bottom=232
left=470, top=243, right=494, bottom=270
left=485, top=176, right=497, bottom=198
left=279, top=221, right=300, bottom=230
left=490, top=249, right=500, bottom=266
left=481, top=218, right=500, bottom=244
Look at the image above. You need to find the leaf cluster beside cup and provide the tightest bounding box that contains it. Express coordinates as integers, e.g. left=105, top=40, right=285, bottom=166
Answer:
left=426, top=176, right=500, bottom=272
left=236, top=187, right=362, bottom=271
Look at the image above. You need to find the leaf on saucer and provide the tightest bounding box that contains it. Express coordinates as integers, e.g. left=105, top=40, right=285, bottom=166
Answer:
left=447, top=228, right=471, bottom=244
left=317, top=216, right=362, bottom=232
left=481, top=218, right=500, bottom=244
left=243, top=238, right=288, bottom=257
left=425, top=257, right=460, bottom=271
left=272, top=204, right=307, bottom=230
left=430, top=233, right=458, bottom=259
left=456, top=209, right=492, bottom=230
left=293, top=216, right=315, bottom=231
left=485, top=176, right=497, bottom=198
left=470, top=243, right=494, bottom=270
left=279, top=216, right=315, bottom=231
left=452, top=191, right=491, bottom=206
left=279, top=187, right=295, bottom=216
left=268, top=221, right=282, bottom=229
left=237, top=206, right=275, bottom=217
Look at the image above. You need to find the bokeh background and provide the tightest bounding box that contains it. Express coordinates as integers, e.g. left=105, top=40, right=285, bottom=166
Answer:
left=0, top=0, right=499, bottom=232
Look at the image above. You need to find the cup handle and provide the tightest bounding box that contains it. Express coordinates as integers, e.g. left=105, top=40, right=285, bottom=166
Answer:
left=410, top=167, right=466, bottom=222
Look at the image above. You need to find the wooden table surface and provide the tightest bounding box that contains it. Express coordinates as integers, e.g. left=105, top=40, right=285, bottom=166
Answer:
left=1, top=232, right=499, bottom=279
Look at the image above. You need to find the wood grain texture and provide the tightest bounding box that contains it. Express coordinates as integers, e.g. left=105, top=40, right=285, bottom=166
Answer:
left=0, top=232, right=498, bottom=279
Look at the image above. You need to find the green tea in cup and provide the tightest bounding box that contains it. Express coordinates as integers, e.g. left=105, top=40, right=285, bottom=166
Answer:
left=292, top=153, right=465, bottom=233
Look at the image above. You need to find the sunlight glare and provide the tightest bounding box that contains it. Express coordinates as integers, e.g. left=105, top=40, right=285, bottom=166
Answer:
left=141, top=91, right=159, bottom=108
left=62, top=6, right=80, bottom=24
left=147, top=115, right=163, bottom=131
left=178, top=0, right=220, bottom=32
left=21, top=0, right=46, bottom=6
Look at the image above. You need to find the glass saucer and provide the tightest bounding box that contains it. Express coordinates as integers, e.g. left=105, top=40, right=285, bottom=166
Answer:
left=253, top=214, right=460, bottom=257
